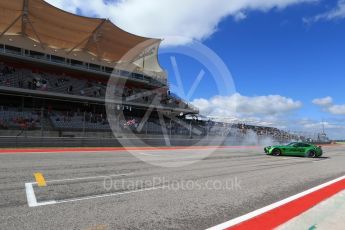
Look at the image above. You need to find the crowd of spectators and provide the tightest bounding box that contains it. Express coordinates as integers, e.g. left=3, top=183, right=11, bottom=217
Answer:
left=0, top=63, right=195, bottom=111
left=0, top=65, right=302, bottom=141
left=0, top=63, right=108, bottom=98
left=0, top=104, right=305, bottom=144
left=0, top=106, right=40, bottom=130
left=0, top=62, right=15, bottom=86
left=233, top=123, right=299, bottom=141
left=0, top=62, right=15, bottom=76
left=53, top=111, right=108, bottom=125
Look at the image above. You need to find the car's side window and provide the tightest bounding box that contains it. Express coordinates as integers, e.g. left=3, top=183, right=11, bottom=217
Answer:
left=295, top=143, right=308, bottom=147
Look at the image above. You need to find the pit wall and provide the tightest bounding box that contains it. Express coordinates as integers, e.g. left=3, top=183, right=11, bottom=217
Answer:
left=0, top=134, right=282, bottom=148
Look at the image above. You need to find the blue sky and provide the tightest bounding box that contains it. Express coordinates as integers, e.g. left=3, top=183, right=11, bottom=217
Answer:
left=157, top=1, right=345, bottom=138
left=47, top=0, right=345, bottom=138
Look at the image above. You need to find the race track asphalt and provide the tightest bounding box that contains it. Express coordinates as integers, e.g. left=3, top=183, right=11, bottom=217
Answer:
left=0, top=145, right=344, bottom=230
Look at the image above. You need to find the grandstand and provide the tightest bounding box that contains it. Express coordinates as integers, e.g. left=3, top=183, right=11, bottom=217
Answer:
left=0, top=0, right=302, bottom=147
left=0, top=0, right=201, bottom=139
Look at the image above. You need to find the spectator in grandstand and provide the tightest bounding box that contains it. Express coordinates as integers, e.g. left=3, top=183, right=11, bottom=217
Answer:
left=67, top=85, right=73, bottom=94
left=29, top=119, right=36, bottom=129
left=41, top=80, right=48, bottom=91
left=35, top=79, right=41, bottom=88
left=87, top=81, right=93, bottom=88
left=5, top=79, right=10, bottom=87
left=97, top=87, right=102, bottom=97
left=0, top=119, right=8, bottom=129
left=47, top=104, right=52, bottom=115
left=32, top=79, right=38, bottom=90
left=27, top=81, right=32, bottom=89
left=18, top=79, right=24, bottom=88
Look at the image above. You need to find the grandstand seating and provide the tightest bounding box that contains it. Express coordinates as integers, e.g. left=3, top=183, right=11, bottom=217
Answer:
left=50, top=113, right=110, bottom=131
left=0, top=108, right=41, bottom=129
left=0, top=105, right=301, bottom=142
left=0, top=63, right=196, bottom=112
left=0, top=64, right=106, bottom=98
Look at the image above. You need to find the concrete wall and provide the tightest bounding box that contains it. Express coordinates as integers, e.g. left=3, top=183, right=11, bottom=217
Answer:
left=0, top=136, right=223, bottom=148
left=0, top=131, right=278, bottom=148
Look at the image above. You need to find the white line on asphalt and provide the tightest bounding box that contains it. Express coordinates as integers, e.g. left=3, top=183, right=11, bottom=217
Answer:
left=138, top=152, right=155, bottom=156
left=26, top=185, right=167, bottom=207
left=25, top=183, right=38, bottom=207
left=206, top=175, right=345, bottom=230
left=25, top=182, right=57, bottom=207
left=37, top=201, right=57, bottom=206
left=25, top=173, right=168, bottom=207
left=55, top=185, right=167, bottom=205
left=313, top=159, right=330, bottom=163
left=44, top=173, right=133, bottom=183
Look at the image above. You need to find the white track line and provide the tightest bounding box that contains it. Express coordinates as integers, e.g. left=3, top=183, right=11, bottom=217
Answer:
left=138, top=152, right=155, bottom=156
left=25, top=183, right=38, bottom=207
left=25, top=182, right=57, bottom=207
left=44, top=173, right=132, bottom=183
left=25, top=173, right=166, bottom=207
left=206, top=175, right=345, bottom=230
left=55, top=185, right=167, bottom=205
left=26, top=185, right=166, bottom=207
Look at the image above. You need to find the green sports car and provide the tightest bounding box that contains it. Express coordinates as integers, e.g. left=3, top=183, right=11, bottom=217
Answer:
left=264, top=142, right=323, bottom=158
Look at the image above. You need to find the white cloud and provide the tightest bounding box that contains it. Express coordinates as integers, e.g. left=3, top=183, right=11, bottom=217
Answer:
left=234, top=12, right=248, bottom=21
left=312, top=96, right=333, bottom=106
left=327, top=105, right=345, bottom=115
left=312, top=96, right=345, bottom=115
left=190, top=94, right=345, bottom=138
left=304, top=0, right=345, bottom=23
left=191, top=93, right=302, bottom=118
left=298, top=120, right=332, bottom=129
left=45, top=0, right=316, bottom=46
left=190, top=93, right=303, bottom=129
left=291, top=118, right=345, bottom=139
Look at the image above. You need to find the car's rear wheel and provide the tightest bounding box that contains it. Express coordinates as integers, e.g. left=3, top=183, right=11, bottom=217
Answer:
left=307, top=150, right=317, bottom=158
left=272, top=149, right=281, bottom=156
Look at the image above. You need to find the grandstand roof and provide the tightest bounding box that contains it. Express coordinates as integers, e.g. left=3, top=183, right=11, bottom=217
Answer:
left=0, top=0, right=160, bottom=62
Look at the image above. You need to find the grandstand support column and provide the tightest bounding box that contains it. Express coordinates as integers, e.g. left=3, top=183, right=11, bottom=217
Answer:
left=82, top=111, right=86, bottom=137
left=116, top=112, right=120, bottom=132
left=169, top=119, right=172, bottom=137
left=189, top=121, right=192, bottom=138
left=21, top=97, right=24, bottom=111
left=40, top=107, right=43, bottom=137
